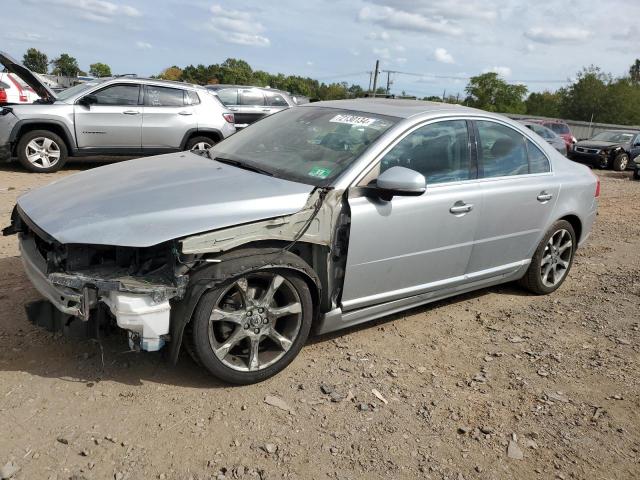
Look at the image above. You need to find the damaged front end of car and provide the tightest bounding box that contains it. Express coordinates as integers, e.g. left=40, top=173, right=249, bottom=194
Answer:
left=4, top=206, right=188, bottom=352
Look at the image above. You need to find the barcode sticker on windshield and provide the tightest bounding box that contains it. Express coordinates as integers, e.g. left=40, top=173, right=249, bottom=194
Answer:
left=329, top=114, right=377, bottom=126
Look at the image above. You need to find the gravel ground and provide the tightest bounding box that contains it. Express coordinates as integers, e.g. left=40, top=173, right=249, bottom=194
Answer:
left=0, top=161, right=638, bottom=480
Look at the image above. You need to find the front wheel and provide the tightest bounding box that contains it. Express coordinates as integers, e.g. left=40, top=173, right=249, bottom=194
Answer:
left=612, top=153, right=629, bottom=171
left=17, top=130, right=68, bottom=173
left=189, top=268, right=313, bottom=384
left=519, top=220, right=576, bottom=295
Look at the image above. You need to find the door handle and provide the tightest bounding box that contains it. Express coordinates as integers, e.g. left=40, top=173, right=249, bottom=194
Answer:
left=178, top=111, right=193, bottom=116
left=122, top=110, right=140, bottom=115
left=261, top=108, right=271, bottom=112
left=228, top=107, right=238, bottom=111
left=449, top=202, right=474, bottom=215
left=537, top=192, right=553, bottom=202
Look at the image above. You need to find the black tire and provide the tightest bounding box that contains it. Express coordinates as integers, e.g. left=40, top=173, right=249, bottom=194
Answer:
left=519, top=220, right=576, bottom=295
left=184, top=136, right=216, bottom=152
left=17, top=130, right=68, bottom=173
left=189, top=259, right=314, bottom=385
left=633, top=169, right=640, bottom=180
left=612, top=153, right=629, bottom=172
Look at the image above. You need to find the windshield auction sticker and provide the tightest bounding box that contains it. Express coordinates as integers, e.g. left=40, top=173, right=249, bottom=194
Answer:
left=308, top=166, right=332, bottom=179
left=329, top=114, right=377, bottom=127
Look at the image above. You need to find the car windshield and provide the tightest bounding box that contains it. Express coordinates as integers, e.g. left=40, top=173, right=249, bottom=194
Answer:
left=548, top=123, right=570, bottom=134
left=591, top=131, right=636, bottom=143
left=208, top=106, right=399, bottom=185
left=55, top=81, right=104, bottom=101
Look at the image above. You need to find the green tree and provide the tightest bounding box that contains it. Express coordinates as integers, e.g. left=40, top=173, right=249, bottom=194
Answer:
left=629, top=59, right=640, bottom=83
left=464, top=72, right=528, bottom=113
left=89, top=62, right=111, bottom=78
left=219, top=58, right=253, bottom=84
left=22, top=48, right=48, bottom=74
left=558, top=66, right=610, bottom=122
left=50, top=53, right=80, bottom=77
left=525, top=91, right=562, bottom=117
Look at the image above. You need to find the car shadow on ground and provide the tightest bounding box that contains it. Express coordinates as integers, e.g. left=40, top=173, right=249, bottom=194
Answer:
left=0, top=252, right=535, bottom=390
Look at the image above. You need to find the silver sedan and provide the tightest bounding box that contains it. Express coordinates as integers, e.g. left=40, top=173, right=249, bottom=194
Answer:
left=6, top=99, right=599, bottom=384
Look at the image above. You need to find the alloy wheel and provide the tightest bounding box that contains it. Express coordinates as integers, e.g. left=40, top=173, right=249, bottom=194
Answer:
left=25, top=137, right=61, bottom=169
left=540, top=229, right=573, bottom=287
left=190, top=141, right=212, bottom=152
left=207, top=272, right=303, bottom=372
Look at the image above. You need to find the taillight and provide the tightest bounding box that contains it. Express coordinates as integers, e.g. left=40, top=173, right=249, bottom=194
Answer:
left=223, top=113, right=235, bottom=124
left=0, top=89, right=6, bottom=103
left=594, top=178, right=600, bottom=198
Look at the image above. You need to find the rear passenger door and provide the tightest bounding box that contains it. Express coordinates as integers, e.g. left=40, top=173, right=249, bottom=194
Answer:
left=466, top=120, right=560, bottom=277
left=141, top=84, right=194, bottom=149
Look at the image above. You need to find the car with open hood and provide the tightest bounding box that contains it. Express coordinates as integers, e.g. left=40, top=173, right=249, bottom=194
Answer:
left=4, top=99, right=599, bottom=384
left=569, top=129, right=640, bottom=171
left=0, top=51, right=235, bottom=172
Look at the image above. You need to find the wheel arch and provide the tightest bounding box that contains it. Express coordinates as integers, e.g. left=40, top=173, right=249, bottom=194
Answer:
left=10, top=120, right=75, bottom=157
left=558, top=214, right=582, bottom=244
left=167, top=244, right=323, bottom=365
left=179, top=128, right=223, bottom=150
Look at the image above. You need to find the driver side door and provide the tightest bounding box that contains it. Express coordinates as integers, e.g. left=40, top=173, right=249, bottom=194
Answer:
left=341, top=119, right=482, bottom=311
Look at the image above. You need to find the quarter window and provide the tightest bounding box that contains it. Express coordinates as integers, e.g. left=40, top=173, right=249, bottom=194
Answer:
left=184, top=90, right=200, bottom=105
left=527, top=139, right=550, bottom=173
left=476, top=121, right=529, bottom=177
left=362, top=120, right=471, bottom=185
left=92, top=84, right=139, bottom=105
left=145, top=85, right=184, bottom=107
left=266, top=92, right=289, bottom=107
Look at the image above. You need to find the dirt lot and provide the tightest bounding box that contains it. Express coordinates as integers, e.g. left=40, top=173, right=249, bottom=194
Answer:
left=0, top=161, right=638, bottom=480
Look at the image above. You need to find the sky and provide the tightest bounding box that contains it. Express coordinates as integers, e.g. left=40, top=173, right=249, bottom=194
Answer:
left=3, top=0, right=639, bottom=98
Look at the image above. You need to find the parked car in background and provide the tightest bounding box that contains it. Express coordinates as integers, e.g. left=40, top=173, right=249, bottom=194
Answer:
left=569, top=130, right=640, bottom=171
left=525, top=119, right=576, bottom=152
left=0, top=51, right=235, bottom=172
left=4, top=99, right=599, bottom=384
left=519, top=121, right=567, bottom=155
left=0, top=72, right=39, bottom=104
left=206, top=85, right=298, bottom=129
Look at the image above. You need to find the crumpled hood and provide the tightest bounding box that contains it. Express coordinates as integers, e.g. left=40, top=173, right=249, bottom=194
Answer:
left=17, top=152, right=314, bottom=247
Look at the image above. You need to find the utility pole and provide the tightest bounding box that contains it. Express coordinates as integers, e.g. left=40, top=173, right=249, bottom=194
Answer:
left=442, top=89, right=446, bottom=102
left=371, top=60, right=380, bottom=97
left=367, top=71, right=373, bottom=93
left=386, top=70, right=392, bottom=95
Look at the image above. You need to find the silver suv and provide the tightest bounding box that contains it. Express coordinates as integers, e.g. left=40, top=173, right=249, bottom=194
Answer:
left=0, top=52, right=235, bottom=172
left=206, top=85, right=300, bottom=129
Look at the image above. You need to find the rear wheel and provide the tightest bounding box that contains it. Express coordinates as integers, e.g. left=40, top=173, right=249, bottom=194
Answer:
left=189, top=268, right=313, bottom=384
left=17, top=130, right=68, bottom=173
left=519, top=220, right=576, bottom=295
left=612, top=153, right=629, bottom=171
left=185, top=136, right=216, bottom=153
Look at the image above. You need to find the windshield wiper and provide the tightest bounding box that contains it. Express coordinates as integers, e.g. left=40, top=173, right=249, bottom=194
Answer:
left=211, top=156, right=273, bottom=176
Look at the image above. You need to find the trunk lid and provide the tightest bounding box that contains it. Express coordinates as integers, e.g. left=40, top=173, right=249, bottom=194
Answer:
left=0, top=51, right=56, bottom=103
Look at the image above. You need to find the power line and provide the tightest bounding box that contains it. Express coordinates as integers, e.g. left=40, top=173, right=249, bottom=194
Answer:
left=387, top=69, right=568, bottom=84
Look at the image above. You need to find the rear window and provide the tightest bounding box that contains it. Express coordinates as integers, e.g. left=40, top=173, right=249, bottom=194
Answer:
left=547, top=123, right=570, bottom=134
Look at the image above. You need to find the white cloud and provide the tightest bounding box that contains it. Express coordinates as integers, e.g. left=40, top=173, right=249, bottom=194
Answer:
left=434, top=48, right=454, bottom=64
left=373, top=47, right=391, bottom=60
left=207, top=4, right=270, bottom=47
left=359, top=6, right=463, bottom=36
left=3, top=32, right=44, bottom=42
left=366, top=0, right=498, bottom=21
left=483, top=66, right=512, bottom=77
left=136, top=41, right=152, bottom=49
left=306, top=61, right=314, bottom=66
left=367, top=31, right=391, bottom=41
left=524, top=26, right=591, bottom=44
left=24, top=0, right=141, bottom=23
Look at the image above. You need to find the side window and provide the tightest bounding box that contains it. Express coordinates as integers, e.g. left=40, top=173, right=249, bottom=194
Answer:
left=92, top=84, right=139, bottom=105
left=476, top=121, right=529, bottom=177
left=239, top=89, right=265, bottom=106
left=527, top=139, right=550, bottom=173
left=184, top=90, right=200, bottom=105
left=360, top=120, right=471, bottom=186
left=266, top=92, right=288, bottom=107
left=145, top=86, right=184, bottom=107
left=216, top=88, right=238, bottom=105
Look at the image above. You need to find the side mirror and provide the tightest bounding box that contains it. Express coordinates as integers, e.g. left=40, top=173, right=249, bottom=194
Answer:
left=371, top=166, right=426, bottom=200
left=79, top=94, right=97, bottom=107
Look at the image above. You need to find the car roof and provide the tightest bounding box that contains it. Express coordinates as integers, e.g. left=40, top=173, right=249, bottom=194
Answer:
left=206, top=84, right=292, bottom=95
left=524, top=118, right=567, bottom=125
left=91, top=76, right=205, bottom=90
left=302, top=98, right=484, bottom=119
